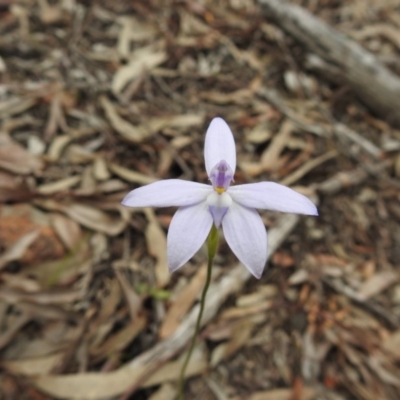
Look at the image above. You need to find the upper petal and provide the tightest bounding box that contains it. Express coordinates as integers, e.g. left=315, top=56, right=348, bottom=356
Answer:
left=167, top=201, right=213, bottom=272
left=222, top=203, right=267, bottom=279
left=122, top=179, right=211, bottom=208
left=204, top=118, right=236, bottom=176
left=228, top=182, right=318, bottom=215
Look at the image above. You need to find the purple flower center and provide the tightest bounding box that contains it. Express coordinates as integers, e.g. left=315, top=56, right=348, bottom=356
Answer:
left=209, top=160, right=233, bottom=194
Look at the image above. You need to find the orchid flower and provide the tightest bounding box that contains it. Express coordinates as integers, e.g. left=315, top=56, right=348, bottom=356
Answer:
left=122, top=118, right=318, bottom=279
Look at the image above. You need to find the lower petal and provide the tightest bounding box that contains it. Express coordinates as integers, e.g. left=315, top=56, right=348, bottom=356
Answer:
left=167, top=201, right=213, bottom=272
left=222, top=203, right=267, bottom=279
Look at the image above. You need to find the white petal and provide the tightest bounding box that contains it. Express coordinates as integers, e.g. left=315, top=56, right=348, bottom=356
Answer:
left=204, top=117, right=236, bottom=176
left=167, top=201, right=213, bottom=272
left=122, top=180, right=211, bottom=208
left=222, top=203, right=267, bottom=279
left=229, top=182, right=318, bottom=215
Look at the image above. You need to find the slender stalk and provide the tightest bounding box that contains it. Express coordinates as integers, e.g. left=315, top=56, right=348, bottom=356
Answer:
left=177, top=225, right=219, bottom=400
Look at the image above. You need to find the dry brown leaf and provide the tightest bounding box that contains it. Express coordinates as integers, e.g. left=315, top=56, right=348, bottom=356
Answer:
left=179, top=10, right=211, bottom=35
left=220, top=301, right=273, bottom=319
left=36, top=176, right=81, bottom=195
left=245, top=123, right=272, bottom=144
left=19, top=301, right=72, bottom=321
left=0, top=97, right=36, bottom=118
left=51, top=213, right=83, bottom=251
left=236, top=284, right=278, bottom=307
left=91, top=278, right=122, bottom=326
left=112, top=45, right=167, bottom=94
left=200, top=89, right=252, bottom=104
left=90, top=316, right=146, bottom=360
left=288, top=269, right=309, bottom=285
left=368, top=354, right=400, bottom=386
left=260, top=120, right=293, bottom=170
left=230, top=387, right=316, bottom=400
left=101, top=96, right=203, bottom=143
left=93, top=157, right=110, bottom=181
left=351, top=24, right=400, bottom=50
left=0, top=171, right=32, bottom=202
left=1, top=353, right=64, bottom=376
left=100, top=96, right=150, bottom=143
left=108, top=162, right=157, bottom=185
left=144, top=208, right=170, bottom=288
left=148, top=383, right=177, bottom=400
left=210, top=319, right=255, bottom=367
left=1, top=273, right=40, bottom=292
left=0, top=205, right=66, bottom=264
left=357, top=271, right=398, bottom=300
left=0, top=230, right=39, bottom=270
left=0, top=133, right=43, bottom=175
left=97, top=179, right=127, bottom=193
left=142, top=345, right=207, bottom=387
left=0, top=286, right=83, bottom=305
left=38, top=0, right=63, bottom=25
left=87, top=279, right=122, bottom=351
left=113, top=267, right=142, bottom=320
left=117, top=17, right=157, bottom=58
left=170, top=136, right=193, bottom=149
left=46, top=128, right=96, bottom=161
left=31, top=345, right=207, bottom=398
left=65, top=203, right=128, bottom=236
left=383, top=330, right=400, bottom=359
left=239, top=161, right=264, bottom=176
left=0, top=312, right=31, bottom=351
left=16, top=238, right=90, bottom=288
left=65, top=145, right=95, bottom=165
left=160, top=263, right=207, bottom=339
left=35, top=199, right=128, bottom=236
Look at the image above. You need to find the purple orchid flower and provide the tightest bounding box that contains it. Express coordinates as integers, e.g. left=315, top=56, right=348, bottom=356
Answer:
left=122, top=118, right=318, bottom=279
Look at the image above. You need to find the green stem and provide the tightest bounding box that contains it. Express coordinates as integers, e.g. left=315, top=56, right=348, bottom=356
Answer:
left=177, top=225, right=219, bottom=400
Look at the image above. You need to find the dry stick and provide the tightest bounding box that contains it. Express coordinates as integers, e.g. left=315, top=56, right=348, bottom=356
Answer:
left=258, top=0, right=400, bottom=128
left=315, top=159, right=393, bottom=195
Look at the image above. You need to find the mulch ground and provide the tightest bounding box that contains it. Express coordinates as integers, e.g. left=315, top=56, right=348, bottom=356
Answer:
left=1, top=1, right=400, bottom=399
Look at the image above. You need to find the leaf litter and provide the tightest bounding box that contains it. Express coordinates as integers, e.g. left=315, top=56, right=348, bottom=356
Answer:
left=0, top=0, right=400, bottom=399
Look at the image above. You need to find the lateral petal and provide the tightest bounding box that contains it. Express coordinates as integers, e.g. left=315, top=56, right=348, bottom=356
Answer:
left=122, top=180, right=211, bottom=208
left=222, top=203, right=267, bottom=279
left=167, top=202, right=213, bottom=272
left=229, top=182, right=318, bottom=215
left=204, top=117, right=236, bottom=177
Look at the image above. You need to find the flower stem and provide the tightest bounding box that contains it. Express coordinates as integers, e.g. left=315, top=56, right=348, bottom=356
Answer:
left=177, top=225, right=219, bottom=400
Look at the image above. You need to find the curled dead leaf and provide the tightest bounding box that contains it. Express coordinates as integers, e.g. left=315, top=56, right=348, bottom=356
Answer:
left=112, top=45, right=167, bottom=93
left=0, top=132, right=43, bottom=175
left=0, top=230, right=39, bottom=270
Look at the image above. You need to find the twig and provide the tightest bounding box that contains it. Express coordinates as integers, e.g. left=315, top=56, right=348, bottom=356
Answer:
left=315, top=159, right=393, bottom=195
left=258, top=0, right=400, bottom=127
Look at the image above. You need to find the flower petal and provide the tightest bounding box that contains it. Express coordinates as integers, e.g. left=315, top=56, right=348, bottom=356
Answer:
left=229, top=182, right=318, bottom=215
left=222, top=203, right=267, bottom=279
left=167, top=201, right=213, bottom=272
left=122, top=180, right=211, bottom=208
left=204, top=117, right=236, bottom=176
